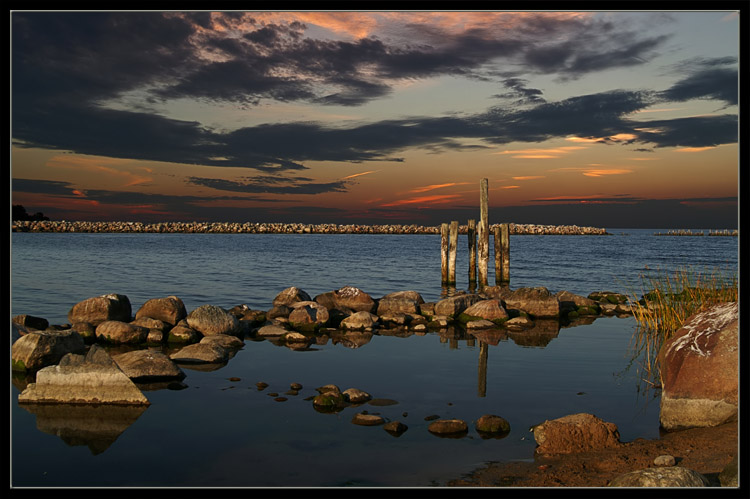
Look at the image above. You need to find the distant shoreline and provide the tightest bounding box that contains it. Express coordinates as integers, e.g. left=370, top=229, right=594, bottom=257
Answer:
left=11, top=220, right=612, bottom=235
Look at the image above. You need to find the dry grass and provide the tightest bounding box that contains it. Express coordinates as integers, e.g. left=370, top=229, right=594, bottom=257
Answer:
left=627, top=266, right=738, bottom=382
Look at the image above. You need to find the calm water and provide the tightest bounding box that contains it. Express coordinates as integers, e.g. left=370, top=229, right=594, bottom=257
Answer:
left=10, top=229, right=738, bottom=487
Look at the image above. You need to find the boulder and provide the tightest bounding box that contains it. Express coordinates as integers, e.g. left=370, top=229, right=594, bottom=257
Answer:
left=383, top=421, right=408, bottom=435
left=460, top=299, right=509, bottom=323
left=169, top=342, right=229, bottom=364
left=17, top=345, right=150, bottom=406
left=135, top=296, right=187, bottom=325
left=12, top=314, right=49, bottom=332
left=351, top=413, right=384, bottom=426
left=68, top=294, right=132, bottom=325
left=200, top=333, right=244, bottom=350
left=466, top=319, right=497, bottom=330
left=503, top=287, right=560, bottom=319
left=288, top=301, right=330, bottom=331
left=316, top=286, right=376, bottom=313
left=608, top=467, right=709, bottom=487
left=340, top=311, right=379, bottom=330
left=130, top=317, right=171, bottom=333
left=112, top=349, right=186, bottom=381
left=70, top=322, right=97, bottom=343
left=658, top=302, right=738, bottom=430
left=376, top=291, right=425, bottom=316
left=434, top=293, right=482, bottom=317
left=267, top=305, right=292, bottom=320
left=256, top=324, right=290, bottom=337
left=167, top=320, right=201, bottom=344
left=555, top=290, right=600, bottom=316
left=95, top=321, right=150, bottom=345
left=272, top=287, right=311, bottom=307
left=186, top=304, right=240, bottom=337
left=11, top=329, right=86, bottom=372
left=342, top=388, right=372, bottom=403
left=532, top=413, right=621, bottom=455
left=428, top=419, right=468, bottom=436
left=475, top=414, right=511, bottom=436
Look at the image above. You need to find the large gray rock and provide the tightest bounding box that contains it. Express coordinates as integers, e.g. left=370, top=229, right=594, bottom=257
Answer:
left=658, top=302, right=738, bottom=430
left=11, top=329, right=86, bottom=372
left=376, top=291, right=425, bottom=316
left=68, top=294, right=132, bottom=325
left=608, top=467, right=709, bottom=487
left=95, top=320, right=150, bottom=345
left=135, top=296, right=187, bottom=325
left=17, top=345, right=150, bottom=405
left=434, top=294, right=482, bottom=317
left=532, top=413, right=621, bottom=455
left=186, top=304, right=240, bottom=337
left=112, top=349, right=186, bottom=381
left=504, top=287, right=561, bottom=318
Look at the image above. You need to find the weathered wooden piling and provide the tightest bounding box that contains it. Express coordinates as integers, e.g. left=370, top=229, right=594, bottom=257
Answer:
left=494, top=223, right=510, bottom=285
left=448, top=220, right=458, bottom=285
left=500, top=222, right=510, bottom=285
left=467, top=219, right=477, bottom=286
left=478, top=178, right=489, bottom=288
left=440, top=223, right=449, bottom=285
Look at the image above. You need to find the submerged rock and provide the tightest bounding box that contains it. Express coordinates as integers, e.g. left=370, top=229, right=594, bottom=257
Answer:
left=428, top=419, right=468, bottom=436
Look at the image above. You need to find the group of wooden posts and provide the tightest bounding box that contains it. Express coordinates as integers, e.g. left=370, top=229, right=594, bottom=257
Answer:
left=440, top=178, right=510, bottom=289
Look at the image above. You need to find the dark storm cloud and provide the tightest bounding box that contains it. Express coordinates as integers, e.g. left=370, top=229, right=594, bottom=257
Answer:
left=659, top=58, right=738, bottom=106
left=12, top=178, right=77, bottom=196
left=186, top=176, right=350, bottom=195
left=10, top=11, right=738, bottom=171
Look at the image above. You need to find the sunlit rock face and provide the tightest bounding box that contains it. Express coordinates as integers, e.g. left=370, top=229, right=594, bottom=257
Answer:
left=658, top=302, right=738, bottom=431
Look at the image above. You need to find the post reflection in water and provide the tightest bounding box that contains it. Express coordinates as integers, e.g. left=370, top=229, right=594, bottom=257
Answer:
left=478, top=341, right=488, bottom=398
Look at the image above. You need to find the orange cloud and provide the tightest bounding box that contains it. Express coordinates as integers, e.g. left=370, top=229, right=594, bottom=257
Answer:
left=380, top=194, right=461, bottom=207
left=496, top=146, right=586, bottom=159
left=582, top=169, right=633, bottom=177
left=341, top=170, right=379, bottom=180
left=46, top=154, right=152, bottom=187
left=409, top=182, right=471, bottom=193
left=675, top=147, right=715, bottom=153
left=512, top=176, right=545, bottom=180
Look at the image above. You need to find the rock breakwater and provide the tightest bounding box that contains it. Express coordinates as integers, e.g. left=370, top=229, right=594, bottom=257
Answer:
left=12, top=220, right=610, bottom=235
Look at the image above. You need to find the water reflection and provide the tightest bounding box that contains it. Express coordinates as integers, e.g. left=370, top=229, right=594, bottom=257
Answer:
left=18, top=403, right=148, bottom=455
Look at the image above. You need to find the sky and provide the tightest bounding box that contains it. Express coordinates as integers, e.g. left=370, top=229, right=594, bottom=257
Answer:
left=10, top=9, right=743, bottom=228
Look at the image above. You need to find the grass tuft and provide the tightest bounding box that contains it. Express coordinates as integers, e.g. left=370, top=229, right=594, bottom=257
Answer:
left=627, top=266, right=737, bottom=382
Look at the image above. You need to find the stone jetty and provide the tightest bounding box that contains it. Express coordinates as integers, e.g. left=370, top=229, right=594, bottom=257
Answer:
left=12, top=220, right=610, bottom=236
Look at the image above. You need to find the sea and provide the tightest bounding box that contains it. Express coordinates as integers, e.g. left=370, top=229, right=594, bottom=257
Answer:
left=10, top=228, right=739, bottom=488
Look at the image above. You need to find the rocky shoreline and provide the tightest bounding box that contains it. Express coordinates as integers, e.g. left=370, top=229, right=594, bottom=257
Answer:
left=11, top=286, right=738, bottom=488
left=11, top=220, right=610, bottom=235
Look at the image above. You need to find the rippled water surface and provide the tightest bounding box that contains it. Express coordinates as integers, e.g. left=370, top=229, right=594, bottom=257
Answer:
left=10, top=229, right=738, bottom=487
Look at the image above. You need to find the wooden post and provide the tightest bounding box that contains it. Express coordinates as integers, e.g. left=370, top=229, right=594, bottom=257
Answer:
left=478, top=178, right=489, bottom=288
left=500, top=222, right=510, bottom=285
left=467, top=219, right=477, bottom=286
left=440, top=223, right=449, bottom=285
left=448, top=220, right=458, bottom=285
left=493, top=225, right=502, bottom=285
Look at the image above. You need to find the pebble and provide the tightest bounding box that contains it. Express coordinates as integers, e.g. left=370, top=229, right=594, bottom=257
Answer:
left=654, top=455, right=676, bottom=467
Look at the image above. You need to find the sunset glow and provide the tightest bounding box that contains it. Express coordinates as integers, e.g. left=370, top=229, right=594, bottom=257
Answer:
left=11, top=9, right=740, bottom=228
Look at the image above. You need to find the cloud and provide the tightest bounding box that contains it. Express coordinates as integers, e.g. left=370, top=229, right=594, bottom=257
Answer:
left=186, top=175, right=350, bottom=195
left=10, top=11, right=738, bottom=173
left=660, top=57, right=738, bottom=106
